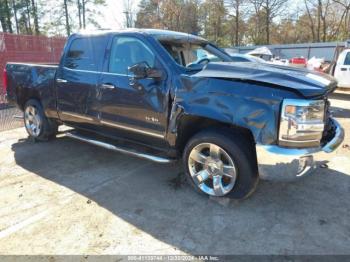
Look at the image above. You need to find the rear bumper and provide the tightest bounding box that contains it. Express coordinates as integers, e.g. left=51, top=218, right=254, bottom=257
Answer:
left=256, top=118, right=344, bottom=181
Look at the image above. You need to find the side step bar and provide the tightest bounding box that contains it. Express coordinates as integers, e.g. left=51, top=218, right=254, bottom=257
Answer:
left=13, top=115, right=24, bottom=120
left=66, top=132, right=175, bottom=164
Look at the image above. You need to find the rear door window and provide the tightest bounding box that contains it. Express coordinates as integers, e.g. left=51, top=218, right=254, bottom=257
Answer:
left=64, top=37, right=106, bottom=71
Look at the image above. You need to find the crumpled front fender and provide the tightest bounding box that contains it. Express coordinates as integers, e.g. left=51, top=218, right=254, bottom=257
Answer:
left=168, top=76, right=300, bottom=146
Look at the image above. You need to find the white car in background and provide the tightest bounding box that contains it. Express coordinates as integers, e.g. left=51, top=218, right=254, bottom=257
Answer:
left=193, top=53, right=265, bottom=65
left=334, top=49, right=350, bottom=88
left=229, top=53, right=266, bottom=63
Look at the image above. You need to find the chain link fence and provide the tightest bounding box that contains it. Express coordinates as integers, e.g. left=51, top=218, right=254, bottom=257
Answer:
left=0, top=104, right=22, bottom=132
left=0, top=33, right=66, bottom=132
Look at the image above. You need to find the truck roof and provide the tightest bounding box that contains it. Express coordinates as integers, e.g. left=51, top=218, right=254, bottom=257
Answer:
left=73, top=28, right=207, bottom=44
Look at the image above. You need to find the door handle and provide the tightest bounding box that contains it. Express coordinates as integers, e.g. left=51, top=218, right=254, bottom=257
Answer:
left=101, top=84, right=116, bottom=90
left=340, top=68, right=347, bottom=71
left=56, top=78, right=68, bottom=83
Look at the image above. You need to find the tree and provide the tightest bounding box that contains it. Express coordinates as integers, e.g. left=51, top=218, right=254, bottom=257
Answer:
left=225, top=0, right=248, bottom=46
left=160, top=0, right=184, bottom=31
left=180, top=0, right=200, bottom=34
left=64, top=0, right=70, bottom=35
left=304, top=0, right=332, bottom=42
left=77, top=0, right=82, bottom=28
left=135, top=0, right=161, bottom=28
left=11, top=0, right=19, bottom=33
left=0, top=0, right=13, bottom=33
left=262, top=0, right=287, bottom=44
left=248, top=0, right=287, bottom=44
left=1, top=0, right=349, bottom=46
left=0, top=0, right=10, bottom=32
left=31, top=0, right=39, bottom=34
left=245, top=0, right=265, bottom=44
left=25, top=0, right=32, bottom=34
left=123, top=0, right=136, bottom=28
left=81, top=0, right=106, bottom=29
left=245, top=9, right=266, bottom=44
left=332, top=0, right=350, bottom=39
left=12, top=0, right=33, bottom=34
left=135, top=0, right=199, bottom=34
left=273, top=18, right=298, bottom=44
left=200, top=0, right=228, bottom=45
left=82, top=0, right=85, bottom=28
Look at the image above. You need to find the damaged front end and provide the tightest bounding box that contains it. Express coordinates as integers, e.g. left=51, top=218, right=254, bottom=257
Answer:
left=256, top=97, right=344, bottom=181
left=256, top=118, right=344, bottom=181
left=169, top=62, right=343, bottom=181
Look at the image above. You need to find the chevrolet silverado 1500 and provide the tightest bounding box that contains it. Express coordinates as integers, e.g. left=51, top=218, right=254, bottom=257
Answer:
left=4, top=29, right=344, bottom=199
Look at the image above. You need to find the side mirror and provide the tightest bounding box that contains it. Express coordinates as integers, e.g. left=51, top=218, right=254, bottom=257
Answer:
left=128, top=62, right=148, bottom=79
left=128, top=62, right=163, bottom=80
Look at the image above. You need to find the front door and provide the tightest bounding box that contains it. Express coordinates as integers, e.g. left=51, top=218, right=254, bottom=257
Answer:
left=98, top=35, right=168, bottom=144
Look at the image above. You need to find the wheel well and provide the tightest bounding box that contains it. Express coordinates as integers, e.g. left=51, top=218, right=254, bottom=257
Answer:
left=20, top=96, right=41, bottom=111
left=176, top=115, right=256, bottom=153
left=176, top=115, right=258, bottom=174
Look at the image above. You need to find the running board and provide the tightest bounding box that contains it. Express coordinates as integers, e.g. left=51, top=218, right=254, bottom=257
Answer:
left=66, top=132, right=175, bottom=164
left=13, top=115, right=24, bottom=120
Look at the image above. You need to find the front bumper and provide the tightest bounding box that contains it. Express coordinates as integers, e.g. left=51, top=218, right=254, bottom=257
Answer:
left=256, top=118, right=344, bottom=181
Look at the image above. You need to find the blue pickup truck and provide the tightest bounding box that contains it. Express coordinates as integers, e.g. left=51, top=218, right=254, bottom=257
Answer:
left=4, top=29, right=344, bottom=199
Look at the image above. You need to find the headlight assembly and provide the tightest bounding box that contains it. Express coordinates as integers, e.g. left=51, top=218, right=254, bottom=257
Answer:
left=279, top=99, right=325, bottom=148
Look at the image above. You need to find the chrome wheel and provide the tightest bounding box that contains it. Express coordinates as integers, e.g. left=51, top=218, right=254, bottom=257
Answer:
left=24, top=105, right=42, bottom=137
left=188, top=143, right=237, bottom=197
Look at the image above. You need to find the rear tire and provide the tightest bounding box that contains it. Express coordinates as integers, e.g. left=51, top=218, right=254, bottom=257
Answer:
left=183, top=128, right=259, bottom=199
left=24, top=99, right=58, bottom=141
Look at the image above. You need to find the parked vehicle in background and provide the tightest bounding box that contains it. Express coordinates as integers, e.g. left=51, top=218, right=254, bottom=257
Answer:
left=246, top=46, right=273, bottom=61
left=229, top=53, right=265, bottom=63
left=334, top=49, right=350, bottom=88
left=196, top=53, right=264, bottom=64
left=269, top=57, right=289, bottom=66
left=289, top=57, right=307, bottom=68
left=4, top=29, right=345, bottom=199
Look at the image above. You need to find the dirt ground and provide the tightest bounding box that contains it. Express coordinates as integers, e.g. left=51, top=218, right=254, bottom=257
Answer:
left=0, top=90, right=349, bottom=255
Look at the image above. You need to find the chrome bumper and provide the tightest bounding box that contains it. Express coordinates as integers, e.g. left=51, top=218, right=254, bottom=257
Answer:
left=256, top=119, right=344, bottom=181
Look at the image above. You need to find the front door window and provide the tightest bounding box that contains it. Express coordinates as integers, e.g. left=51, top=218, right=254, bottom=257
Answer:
left=108, top=36, right=156, bottom=75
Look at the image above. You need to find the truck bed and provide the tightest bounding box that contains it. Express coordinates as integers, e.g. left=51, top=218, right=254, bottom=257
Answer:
left=6, top=63, right=58, bottom=110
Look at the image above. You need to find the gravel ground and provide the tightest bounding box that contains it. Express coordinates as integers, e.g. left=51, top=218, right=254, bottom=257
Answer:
left=0, top=90, right=349, bottom=255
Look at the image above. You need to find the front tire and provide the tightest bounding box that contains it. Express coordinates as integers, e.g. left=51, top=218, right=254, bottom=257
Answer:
left=183, top=129, right=259, bottom=199
left=24, top=99, right=58, bottom=141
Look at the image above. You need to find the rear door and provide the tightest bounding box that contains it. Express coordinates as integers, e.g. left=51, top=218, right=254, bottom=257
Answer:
left=56, top=36, right=107, bottom=127
left=335, top=50, right=350, bottom=88
left=98, top=35, right=169, bottom=144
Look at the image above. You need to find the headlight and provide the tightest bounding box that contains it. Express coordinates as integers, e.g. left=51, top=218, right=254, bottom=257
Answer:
left=279, top=99, right=325, bottom=147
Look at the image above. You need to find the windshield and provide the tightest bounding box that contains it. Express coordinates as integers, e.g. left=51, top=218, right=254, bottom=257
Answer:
left=159, top=41, right=232, bottom=70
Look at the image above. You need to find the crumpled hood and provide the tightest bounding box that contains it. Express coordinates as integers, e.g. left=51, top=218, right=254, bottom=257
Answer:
left=193, top=62, right=337, bottom=98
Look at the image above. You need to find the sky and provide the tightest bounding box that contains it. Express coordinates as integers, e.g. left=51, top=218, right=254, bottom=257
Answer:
left=96, top=0, right=141, bottom=30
